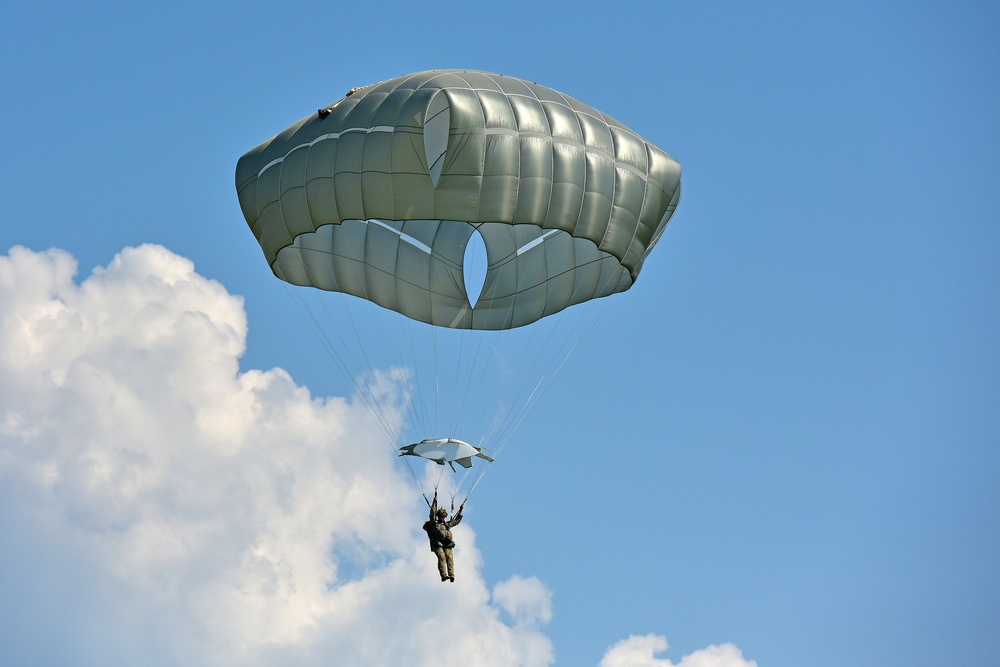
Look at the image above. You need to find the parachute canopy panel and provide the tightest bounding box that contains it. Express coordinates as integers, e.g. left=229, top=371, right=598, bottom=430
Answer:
left=236, top=69, right=682, bottom=330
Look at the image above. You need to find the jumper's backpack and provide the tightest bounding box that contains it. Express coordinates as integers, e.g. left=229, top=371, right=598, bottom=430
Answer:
left=422, top=521, right=435, bottom=549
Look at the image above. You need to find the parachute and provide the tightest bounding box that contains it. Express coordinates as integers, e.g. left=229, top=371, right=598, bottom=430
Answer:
left=235, top=70, right=682, bottom=501
left=236, top=69, right=681, bottom=330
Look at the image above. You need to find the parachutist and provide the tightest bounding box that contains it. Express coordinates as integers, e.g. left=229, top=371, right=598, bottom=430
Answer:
left=423, top=493, right=463, bottom=582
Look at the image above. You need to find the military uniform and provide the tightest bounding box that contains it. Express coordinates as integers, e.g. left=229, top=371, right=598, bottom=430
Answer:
left=424, top=498, right=463, bottom=582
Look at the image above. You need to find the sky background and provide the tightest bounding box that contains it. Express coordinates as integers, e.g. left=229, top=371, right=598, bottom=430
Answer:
left=2, top=2, right=998, bottom=666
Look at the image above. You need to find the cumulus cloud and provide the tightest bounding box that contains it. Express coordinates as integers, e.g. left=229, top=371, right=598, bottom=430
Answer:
left=598, top=634, right=757, bottom=667
left=0, top=245, right=553, bottom=667
left=493, top=575, right=553, bottom=627
left=0, top=244, right=754, bottom=667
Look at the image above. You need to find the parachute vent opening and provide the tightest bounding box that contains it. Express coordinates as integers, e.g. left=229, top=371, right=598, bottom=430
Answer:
left=464, top=229, right=488, bottom=309
left=424, top=93, right=450, bottom=188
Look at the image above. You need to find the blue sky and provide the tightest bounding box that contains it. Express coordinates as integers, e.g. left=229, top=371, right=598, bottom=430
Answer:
left=1, top=2, right=998, bottom=666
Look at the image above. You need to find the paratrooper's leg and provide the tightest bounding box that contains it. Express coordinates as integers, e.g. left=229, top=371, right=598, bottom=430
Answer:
left=434, top=547, right=449, bottom=581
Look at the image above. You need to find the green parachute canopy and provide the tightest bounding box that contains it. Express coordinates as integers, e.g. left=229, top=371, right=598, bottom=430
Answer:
left=236, top=70, right=681, bottom=330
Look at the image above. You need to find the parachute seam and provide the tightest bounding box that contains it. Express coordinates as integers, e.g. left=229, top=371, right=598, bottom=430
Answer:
left=596, top=114, right=618, bottom=259
left=502, top=80, right=523, bottom=230
left=276, top=142, right=294, bottom=267
left=257, top=127, right=400, bottom=179
left=456, top=72, right=489, bottom=228
left=620, top=140, right=653, bottom=275
left=549, top=88, right=589, bottom=325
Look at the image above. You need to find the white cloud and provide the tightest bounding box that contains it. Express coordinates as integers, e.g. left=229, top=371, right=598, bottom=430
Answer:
left=0, top=244, right=550, bottom=667
left=598, top=634, right=757, bottom=667
left=0, top=244, right=753, bottom=667
left=493, top=575, right=553, bottom=627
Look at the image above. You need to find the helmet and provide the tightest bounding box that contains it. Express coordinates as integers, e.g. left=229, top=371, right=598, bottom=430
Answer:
left=436, top=508, right=448, bottom=517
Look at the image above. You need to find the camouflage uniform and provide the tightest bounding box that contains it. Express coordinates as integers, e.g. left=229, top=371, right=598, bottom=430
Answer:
left=424, top=498, right=463, bottom=581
